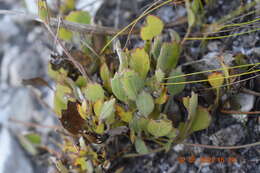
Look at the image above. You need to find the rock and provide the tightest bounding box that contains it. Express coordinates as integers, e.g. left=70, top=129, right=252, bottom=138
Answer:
left=190, top=52, right=234, bottom=73
left=8, top=49, right=45, bottom=86
left=231, top=93, right=255, bottom=122
left=24, top=0, right=38, bottom=14
left=0, top=87, right=35, bottom=131
left=0, top=15, right=19, bottom=43
left=77, top=0, right=104, bottom=16
left=0, top=127, right=33, bottom=173
left=209, top=124, right=246, bottom=146
left=207, top=41, right=222, bottom=52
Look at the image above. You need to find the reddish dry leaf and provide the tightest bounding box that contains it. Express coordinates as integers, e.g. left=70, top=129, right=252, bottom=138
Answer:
left=60, top=101, right=86, bottom=135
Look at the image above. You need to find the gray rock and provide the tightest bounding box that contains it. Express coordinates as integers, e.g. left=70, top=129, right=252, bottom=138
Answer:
left=210, top=124, right=246, bottom=146
left=0, top=15, right=19, bottom=42
left=77, top=0, right=104, bottom=16
left=0, top=127, right=33, bottom=173
left=231, top=93, right=255, bottom=122
left=0, top=87, right=35, bottom=131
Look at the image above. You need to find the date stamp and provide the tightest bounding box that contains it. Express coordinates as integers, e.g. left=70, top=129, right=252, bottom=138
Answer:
left=177, top=155, right=238, bottom=164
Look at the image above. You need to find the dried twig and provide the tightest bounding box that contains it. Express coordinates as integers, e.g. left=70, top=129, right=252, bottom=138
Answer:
left=220, top=109, right=260, bottom=115
left=241, top=88, right=260, bottom=97
left=9, top=117, right=62, bottom=130
left=182, top=141, right=260, bottom=150
left=0, top=10, right=187, bottom=36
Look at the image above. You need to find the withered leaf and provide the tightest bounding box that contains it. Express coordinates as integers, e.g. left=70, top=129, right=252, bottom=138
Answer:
left=60, top=101, right=86, bottom=135
left=22, top=77, right=53, bottom=90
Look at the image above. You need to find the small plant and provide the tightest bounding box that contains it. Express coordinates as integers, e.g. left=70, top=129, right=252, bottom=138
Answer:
left=43, top=3, right=212, bottom=171
left=36, top=0, right=260, bottom=172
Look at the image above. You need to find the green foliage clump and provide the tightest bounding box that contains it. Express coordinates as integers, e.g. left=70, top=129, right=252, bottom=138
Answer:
left=41, top=1, right=212, bottom=172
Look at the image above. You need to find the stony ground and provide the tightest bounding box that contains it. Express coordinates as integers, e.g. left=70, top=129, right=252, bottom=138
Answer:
left=0, top=0, right=259, bottom=173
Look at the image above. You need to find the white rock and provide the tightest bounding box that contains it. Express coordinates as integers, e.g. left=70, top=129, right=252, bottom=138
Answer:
left=231, top=93, right=255, bottom=122
left=24, top=0, right=38, bottom=14
left=0, top=88, right=35, bottom=131
left=210, top=124, right=245, bottom=146
left=0, top=16, right=19, bottom=42
left=77, top=0, right=104, bottom=16
left=0, top=127, right=33, bottom=173
left=1, top=46, right=44, bottom=87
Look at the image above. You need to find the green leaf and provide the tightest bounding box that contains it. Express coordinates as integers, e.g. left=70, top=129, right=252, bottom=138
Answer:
left=17, top=135, right=38, bottom=155
left=190, top=106, right=212, bottom=132
left=84, top=83, right=105, bottom=102
left=111, top=73, right=128, bottom=103
left=208, top=72, right=224, bottom=88
left=100, top=63, right=112, bottom=92
left=151, top=36, right=163, bottom=60
left=187, top=92, right=198, bottom=121
left=115, top=40, right=129, bottom=72
left=55, top=160, right=69, bottom=173
left=169, top=29, right=181, bottom=43
left=58, top=11, right=91, bottom=41
left=147, top=119, right=172, bottom=137
left=38, top=0, right=49, bottom=23
left=94, top=123, right=105, bottom=134
left=24, top=133, right=41, bottom=145
left=135, top=137, right=149, bottom=154
left=167, top=67, right=186, bottom=96
left=166, top=128, right=179, bottom=139
left=115, top=105, right=133, bottom=123
left=54, top=84, right=71, bottom=117
left=130, top=117, right=149, bottom=134
left=179, top=92, right=198, bottom=138
left=58, top=27, right=73, bottom=41
left=186, top=0, right=196, bottom=27
left=75, top=157, right=87, bottom=171
left=99, top=98, right=116, bottom=121
left=136, top=91, right=154, bottom=117
left=155, top=68, right=165, bottom=83
left=94, top=100, right=103, bottom=117
left=66, top=11, right=91, bottom=24
left=157, top=42, right=181, bottom=73
left=121, top=70, right=144, bottom=101
left=140, top=15, right=164, bottom=41
left=130, top=48, right=150, bottom=79
left=60, top=0, right=75, bottom=14
left=75, top=76, right=87, bottom=88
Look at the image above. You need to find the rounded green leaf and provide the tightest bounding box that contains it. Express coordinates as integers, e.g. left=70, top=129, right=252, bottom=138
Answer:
left=136, top=91, right=154, bottom=117
left=111, top=73, right=128, bottom=102
left=54, top=84, right=71, bottom=117
left=157, top=42, right=181, bottom=73
left=140, top=15, right=164, bottom=41
left=167, top=68, right=186, bottom=96
left=58, top=27, right=73, bottom=41
left=130, top=48, right=150, bottom=79
left=84, top=83, right=105, bottom=102
left=60, top=0, right=75, bottom=13
left=66, top=11, right=91, bottom=24
left=191, top=106, right=212, bottom=132
left=121, top=70, right=144, bottom=101
left=58, top=11, right=91, bottom=41
left=99, top=99, right=116, bottom=121
left=147, top=119, right=172, bottom=137
left=135, top=137, right=149, bottom=154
